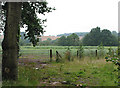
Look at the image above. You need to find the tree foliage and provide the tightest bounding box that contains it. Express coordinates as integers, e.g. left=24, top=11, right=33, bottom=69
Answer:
left=57, top=33, right=80, bottom=46
left=57, top=36, right=67, bottom=46
left=82, top=27, right=118, bottom=46
left=21, top=2, right=55, bottom=46
left=1, top=2, right=55, bottom=46
left=57, top=32, right=88, bottom=37
left=67, top=33, right=79, bottom=46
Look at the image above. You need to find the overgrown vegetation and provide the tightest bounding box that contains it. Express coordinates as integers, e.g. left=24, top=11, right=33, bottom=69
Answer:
left=1, top=46, right=118, bottom=86
left=77, top=45, right=84, bottom=59
left=105, top=47, right=118, bottom=65
left=3, top=57, right=118, bottom=86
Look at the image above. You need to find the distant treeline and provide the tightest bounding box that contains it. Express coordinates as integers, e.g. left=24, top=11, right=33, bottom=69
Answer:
left=57, top=32, right=88, bottom=37
left=19, top=27, right=118, bottom=46
left=82, top=27, right=118, bottom=46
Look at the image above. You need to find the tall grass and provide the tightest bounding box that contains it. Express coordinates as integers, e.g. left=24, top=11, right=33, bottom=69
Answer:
left=3, top=57, right=118, bottom=86
left=2, top=46, right=118, bottom=86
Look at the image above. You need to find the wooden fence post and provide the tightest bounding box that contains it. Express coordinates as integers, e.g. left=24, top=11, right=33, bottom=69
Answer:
left=77, top=50, right=78, bottom=58
left=95, top=50, right=97, bottom=57
left=50, top=49, right=52, bottom=62
left=56, top=51, right=62, bottom=62
left=56, top=51, right=59, bottom=62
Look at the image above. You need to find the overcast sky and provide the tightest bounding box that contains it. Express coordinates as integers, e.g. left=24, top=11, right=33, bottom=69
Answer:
left=22, top=0, right=120, bottom=36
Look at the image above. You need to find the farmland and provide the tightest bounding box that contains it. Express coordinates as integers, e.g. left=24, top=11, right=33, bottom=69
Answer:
left=1, top=46, right=119, bottom=86
left=19, top=46, right=117, bottom=59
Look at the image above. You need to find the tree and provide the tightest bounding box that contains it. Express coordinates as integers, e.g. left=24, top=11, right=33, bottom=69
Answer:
left=57, top=36, right=67, bottom=46
left=112, top=31, right=118, bottom=37
left=51, top=39, right=58, bottom=46
left=101, top=29, right=118, bottom=46
left=82, top=33, right=92, bottom=46
left=82, top=27, right=118, bottom=46
left=57, top=33, right=80, bottom=46
left=1, top=2, right=54, bottom=80
left=43, top=38, right=52, bottom=46
left=2, top=2, right=22, bottom=80
left=66, top=33, right=79, bottom=46
left=82, top=27, right=101, bottom=46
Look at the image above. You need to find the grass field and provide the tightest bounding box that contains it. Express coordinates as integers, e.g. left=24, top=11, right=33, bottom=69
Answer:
left=19, top=46, right=117, bottom=61
left=1, top=46, right=119, bottom=86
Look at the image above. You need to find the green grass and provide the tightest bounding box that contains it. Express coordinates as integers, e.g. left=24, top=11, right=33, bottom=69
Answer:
left=1, top=46, right=118, bottom=86
left=20, top=46, right=117, bottom=49
left=19, top=46, right=117, bottom=61
left=3, top=57, right=118, bottom=86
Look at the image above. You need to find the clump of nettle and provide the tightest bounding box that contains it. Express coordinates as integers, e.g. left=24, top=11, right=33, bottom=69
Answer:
left=105, top=47, right=120, bottom=66
left=78, top=44, right=84, bottom=59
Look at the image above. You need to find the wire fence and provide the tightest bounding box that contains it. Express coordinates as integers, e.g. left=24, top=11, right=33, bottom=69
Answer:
left=19, top=48, right=118, bottom=62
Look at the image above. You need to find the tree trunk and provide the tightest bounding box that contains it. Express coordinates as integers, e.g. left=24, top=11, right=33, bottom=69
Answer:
left=2, top=2, right=22, bottom=80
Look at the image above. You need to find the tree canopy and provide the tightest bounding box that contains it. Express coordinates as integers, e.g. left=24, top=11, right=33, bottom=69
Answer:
left=57, top=33, right=80, bottom=46
left=1, top=2, right=55, bottom=46
left=82, top=27, right=118, bottom=46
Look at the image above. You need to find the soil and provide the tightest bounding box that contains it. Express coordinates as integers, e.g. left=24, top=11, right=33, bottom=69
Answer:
left=18, top=58, right=48, bottom=69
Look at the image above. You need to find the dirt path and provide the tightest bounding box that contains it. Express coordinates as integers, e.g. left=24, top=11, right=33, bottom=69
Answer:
left=18, top=58, right=48, bottom=69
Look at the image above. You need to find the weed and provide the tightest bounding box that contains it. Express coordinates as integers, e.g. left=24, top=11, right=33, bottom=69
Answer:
left=60, top=64, right=64, bottom=72
left=77, top=44, right=84, bottom=59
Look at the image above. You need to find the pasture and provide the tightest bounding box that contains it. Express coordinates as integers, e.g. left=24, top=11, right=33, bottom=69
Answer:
left=19, top=46, right=117, bottom=60
left=1, top=46, right=119, bottom=86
